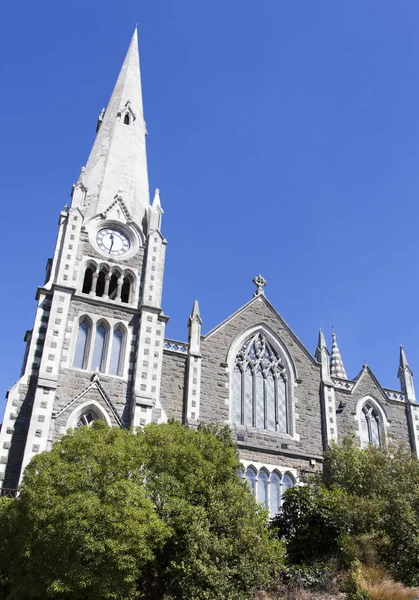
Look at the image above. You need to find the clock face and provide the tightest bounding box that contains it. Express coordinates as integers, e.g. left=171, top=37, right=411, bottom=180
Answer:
left=96, top=228, right=130, bottom=256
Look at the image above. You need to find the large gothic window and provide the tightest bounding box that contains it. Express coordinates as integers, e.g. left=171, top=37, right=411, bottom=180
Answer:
left=360, top=402, right=382, bottom=447
left=232, top=332, right=288, bottom=432
left=73, top=321, right=89, bottom=369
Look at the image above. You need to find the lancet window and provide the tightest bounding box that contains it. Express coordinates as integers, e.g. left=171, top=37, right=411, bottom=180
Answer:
left=360, top=402, right=382, bottom=448
left=73, top=320, right=89, bottom=369
left=243, top=466, right=295, bottom=518
left=232, top=332, right=288, bottom=433
left=73, top=318, right=126, bottom=377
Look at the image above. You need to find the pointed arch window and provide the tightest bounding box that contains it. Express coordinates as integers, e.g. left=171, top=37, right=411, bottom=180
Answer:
left=258, top=469, right=269, bottom=510
left=233, top=332, right=288, bottom=433
left=76, top=410, right=100, bottom=428
left=73, top=321, right=89, bottom=369
left=109, top=328, right=124, bottom=376
left=91, top=324, right=106, bottom=372
left=124, top=113, right=130, bottom=125
left=245, top=466, right=257, bottom=496
left=360, top=402, right=382, bottom=447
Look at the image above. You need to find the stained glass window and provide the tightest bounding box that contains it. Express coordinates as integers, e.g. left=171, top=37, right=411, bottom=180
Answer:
left=360, top=402, right=381, bottom=447
left=109, top=328, right=123, bottom=376
left=91, top=325, right=106, bottom=372
left=233, top=333, right=288, bottom=433
left=74, top=321, right=89, bottom=369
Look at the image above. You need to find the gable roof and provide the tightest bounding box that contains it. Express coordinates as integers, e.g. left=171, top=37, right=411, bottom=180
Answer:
left=204, top=293, right=318, bottom=366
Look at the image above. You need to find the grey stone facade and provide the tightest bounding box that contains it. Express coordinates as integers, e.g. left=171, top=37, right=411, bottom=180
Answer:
left=1, top=30, right=418, bottom=496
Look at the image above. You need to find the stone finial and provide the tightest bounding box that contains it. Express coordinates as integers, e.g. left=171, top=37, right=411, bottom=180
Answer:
left=253, top=274, right=267, bottom=297
left=330, top=330, right=347, bottom=379
left=152, top=188, right=161, bottom=208
left=399, top=345, right=413, bottom=376
left=189, top=300, right=202, bottom=325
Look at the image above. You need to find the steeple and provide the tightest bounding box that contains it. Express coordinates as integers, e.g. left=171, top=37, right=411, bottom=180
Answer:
left=81, top=28, right=150, bottom=225
left=330, top=330, right=347, bottom=379
left=398, top=345, right=416, bottom=401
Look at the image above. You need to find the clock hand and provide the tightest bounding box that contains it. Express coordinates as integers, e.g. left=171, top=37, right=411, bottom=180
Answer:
left=108, top=233, right=114, bottom=254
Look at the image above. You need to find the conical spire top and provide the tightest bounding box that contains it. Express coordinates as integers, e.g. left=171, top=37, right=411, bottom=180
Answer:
left=82, top=29, right=150, bottom=224
left=152, top=188, right=161, bottom=208
left=330, top=330, right=347, bottom=379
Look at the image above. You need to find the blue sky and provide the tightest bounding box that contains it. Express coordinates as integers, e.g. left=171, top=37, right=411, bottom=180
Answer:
left=1, top=1, right=419, bottom=415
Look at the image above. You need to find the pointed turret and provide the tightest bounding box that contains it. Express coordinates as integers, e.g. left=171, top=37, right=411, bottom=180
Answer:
left=330, top=331, right=347, bottom=379
left=398, top=345, right=416, bottom=401
left=188, top=300, right=202, bottom=354
left=316, top=328, right=331, bottom=382
left=148, top=188, right=164, bottom=232
left=82, top=28, right=150, bottom=224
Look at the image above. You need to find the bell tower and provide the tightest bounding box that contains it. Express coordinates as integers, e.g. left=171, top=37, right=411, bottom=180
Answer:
left=0, top=29, right=168, bottom=490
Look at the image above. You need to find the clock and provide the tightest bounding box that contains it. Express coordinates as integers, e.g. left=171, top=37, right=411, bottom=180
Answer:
left=96, top=228, right=130, bottom=256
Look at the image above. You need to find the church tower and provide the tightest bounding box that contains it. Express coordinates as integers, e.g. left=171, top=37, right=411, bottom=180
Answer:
left=0, top=30, right=168, bottom=490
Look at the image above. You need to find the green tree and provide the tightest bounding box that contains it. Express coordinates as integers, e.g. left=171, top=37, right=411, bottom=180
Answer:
left=0, top=421, right=283, bottom=600
left=272, top=438, right=419, bottom=587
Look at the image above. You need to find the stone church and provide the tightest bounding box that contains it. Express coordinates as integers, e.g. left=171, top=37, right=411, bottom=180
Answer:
left=1, top=31, right=418, bottom=515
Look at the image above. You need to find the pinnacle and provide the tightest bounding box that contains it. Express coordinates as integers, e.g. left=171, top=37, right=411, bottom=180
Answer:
left=330, top=330, right=347, bottom=379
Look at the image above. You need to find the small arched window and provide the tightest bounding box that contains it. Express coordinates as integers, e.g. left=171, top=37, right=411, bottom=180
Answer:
left=270, top=471, right=282, bottom=517
left=282, top=473, right=295, bottom=499
left=73, top=321, right=89, bottom=369
left=121, top=277, right=131, bottom=303
left=82, top=267, right=94, bottom=294
left=109, top=328, right=124, bottom=376
left=258, top=470, right=269, bottom=510
left=96, top=271, right=106, bottom=297
left=232, top=332, right=288, bottom=433
left=91, top=324, right=106, bottom=372
left=245, top=466, right=257, bottom=496
left=124, top=113, right=130, bottom=125
left=360, top=402, right=382, bottom=447
left=76, top=410, right=99, bottom=428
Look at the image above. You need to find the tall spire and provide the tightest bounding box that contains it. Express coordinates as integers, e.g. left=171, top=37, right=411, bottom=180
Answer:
left=82, top=29, right=150, bottom=224
left=330, top=330, right=347, bottom=379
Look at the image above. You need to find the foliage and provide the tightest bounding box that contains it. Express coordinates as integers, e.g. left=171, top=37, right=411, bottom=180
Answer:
left=0, top=421, right=283, bottom=600
left=272, top=437, right=419, bottom=588
left=271, top=484, right=352, bottom=564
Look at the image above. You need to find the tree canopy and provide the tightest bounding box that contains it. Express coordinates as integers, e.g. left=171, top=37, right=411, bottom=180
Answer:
left=0, top=421, right=283, bottom=600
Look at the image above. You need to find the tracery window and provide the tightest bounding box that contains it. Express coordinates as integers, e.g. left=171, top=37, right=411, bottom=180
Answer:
left=360, top=402, right=382, bottom=447
left=243, top=466, right=295, bottom=518
left=232, top=332, right=288, bottom=432
left=73, top=320, right=89, bottom=369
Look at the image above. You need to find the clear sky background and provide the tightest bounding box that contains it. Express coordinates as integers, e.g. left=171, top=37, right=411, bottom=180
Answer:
left=1, top=1, right=419, bottom=416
